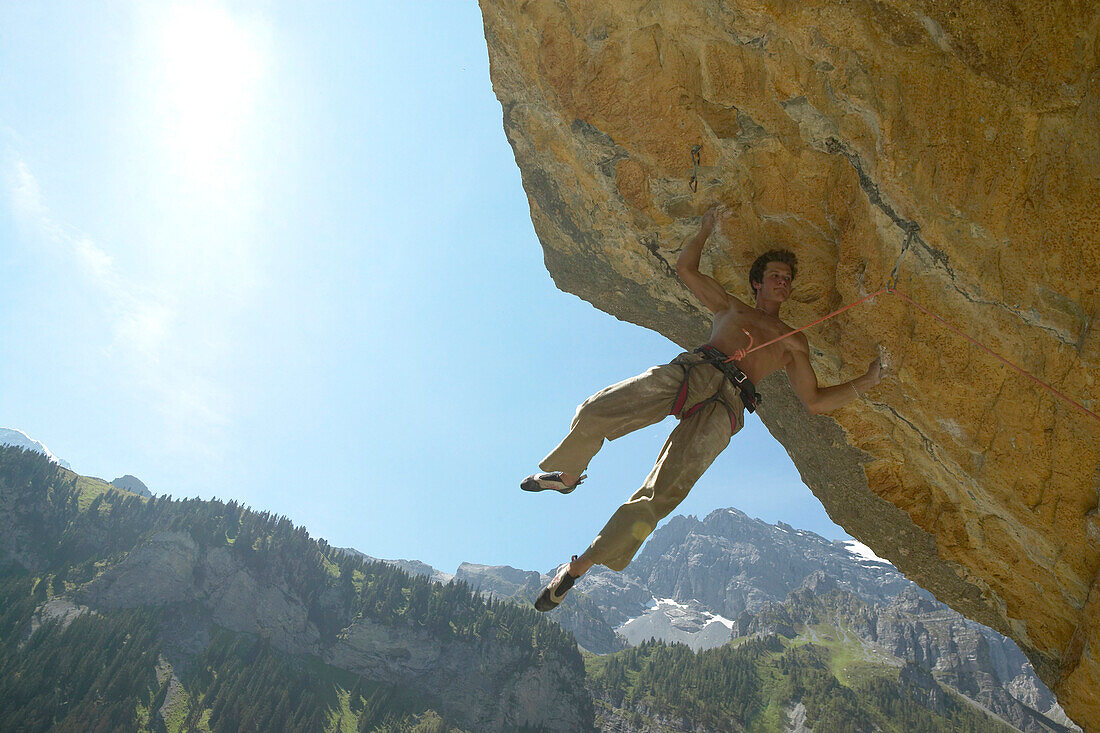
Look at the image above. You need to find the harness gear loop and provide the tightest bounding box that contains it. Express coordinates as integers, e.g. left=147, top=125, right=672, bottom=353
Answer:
left=888, top=222, right=919, bottom=292
left=689, top=144, right=702, bottom=193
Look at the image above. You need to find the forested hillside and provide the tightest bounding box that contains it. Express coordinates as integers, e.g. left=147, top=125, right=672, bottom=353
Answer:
left=586, top=637, right=1034, bottom=732
left=0, top=447, right=590, bottom=732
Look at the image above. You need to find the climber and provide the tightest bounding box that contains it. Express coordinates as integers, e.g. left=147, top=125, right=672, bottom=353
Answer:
left=522, top=204, right=883, bottom=612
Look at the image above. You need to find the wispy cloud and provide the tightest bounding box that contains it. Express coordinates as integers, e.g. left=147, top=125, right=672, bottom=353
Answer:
left=3, top=145, right=229, bottom=440
left=8, top=156, right=48, bottom=218
left=8, top=152, right=119, bottom=285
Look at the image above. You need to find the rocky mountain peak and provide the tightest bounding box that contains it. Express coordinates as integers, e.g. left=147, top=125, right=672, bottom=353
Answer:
left=888, top=584, right=941, bottom=615
left=111, top=475, right=152, bottom=498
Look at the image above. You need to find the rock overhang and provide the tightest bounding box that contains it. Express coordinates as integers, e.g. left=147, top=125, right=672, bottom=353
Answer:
left=479, top=0, right=1099, bottom=728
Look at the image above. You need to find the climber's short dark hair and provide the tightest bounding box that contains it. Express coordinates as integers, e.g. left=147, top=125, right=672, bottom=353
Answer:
left=749, top=249, right=798, bottom=292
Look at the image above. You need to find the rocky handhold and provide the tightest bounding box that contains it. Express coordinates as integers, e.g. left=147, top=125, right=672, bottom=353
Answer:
left=480, top=1, right=1099, bottom=729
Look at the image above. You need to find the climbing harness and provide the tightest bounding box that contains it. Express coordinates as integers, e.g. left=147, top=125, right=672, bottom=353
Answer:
left=689, top=144, right=702, bottom=193
left=697, top=344, right=762, bottom=412
left=719, top=228, right=1100, bottom=423
left=669, top=346, right=761, bottom=436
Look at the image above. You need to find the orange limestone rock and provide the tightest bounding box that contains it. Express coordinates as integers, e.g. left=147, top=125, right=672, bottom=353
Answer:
left=480, top=0, right=1099, bottom=728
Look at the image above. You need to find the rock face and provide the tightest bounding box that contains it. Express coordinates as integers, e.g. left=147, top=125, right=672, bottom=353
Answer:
left=78, top=530, right=589, bottom=732
left=479, top=1, right=1099, bottom=728
left=737, top=582, right=1074, bottom=732
left=457, top=561, right=629, bottom=654
left=625, top=510, right=907, bottom=619
left=84, top=531, right=325, bottom=656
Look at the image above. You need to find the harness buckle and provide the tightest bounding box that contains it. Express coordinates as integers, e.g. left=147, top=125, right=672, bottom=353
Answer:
left=742, top=391, right=761, bottom=413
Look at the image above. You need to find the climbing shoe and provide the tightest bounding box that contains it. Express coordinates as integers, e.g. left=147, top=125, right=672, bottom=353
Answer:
left=520, top=471, right=585, bottom=494
left=535, top=557, right=578, bottom=612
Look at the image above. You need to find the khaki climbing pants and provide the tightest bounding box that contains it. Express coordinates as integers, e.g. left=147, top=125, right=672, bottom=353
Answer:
left=539, top=351, right=745, bottom=572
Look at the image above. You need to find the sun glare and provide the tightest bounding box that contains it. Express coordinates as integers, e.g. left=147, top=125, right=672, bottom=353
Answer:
left=153, top=2, right=267, bottom=193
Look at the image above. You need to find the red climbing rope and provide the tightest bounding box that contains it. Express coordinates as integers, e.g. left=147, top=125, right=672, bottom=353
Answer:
left=724, top=287, right=889, bottom=361
left=888, top=287, right=1100, bottom=422
left=723, top=285, right=1099, bottom=423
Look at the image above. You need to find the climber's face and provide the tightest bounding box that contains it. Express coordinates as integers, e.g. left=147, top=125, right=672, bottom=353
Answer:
left=753, top=262, right=793, bottom=302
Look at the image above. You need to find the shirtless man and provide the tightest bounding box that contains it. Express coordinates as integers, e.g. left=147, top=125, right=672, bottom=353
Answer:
left=522, top=205, right=882, bottom=612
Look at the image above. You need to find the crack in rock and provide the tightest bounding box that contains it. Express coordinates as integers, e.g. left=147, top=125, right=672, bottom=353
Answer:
left=823, top=137, right=1080, bottom=347
left=875, top=403, right=973, bottom=491
left=641, top=233, right=677, bottom=278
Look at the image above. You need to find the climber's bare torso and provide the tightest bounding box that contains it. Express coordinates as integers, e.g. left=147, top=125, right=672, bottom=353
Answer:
left=704, top=269, right=800, bottom=385
left=677, top=219, right=810, bottom=389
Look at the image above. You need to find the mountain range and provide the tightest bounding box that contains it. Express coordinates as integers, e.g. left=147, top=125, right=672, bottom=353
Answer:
left=365, top=509, right=1079, bottom=732
left=0, top=446, right=1082, bottom=731
left=0, top=428, right=153, bottom=497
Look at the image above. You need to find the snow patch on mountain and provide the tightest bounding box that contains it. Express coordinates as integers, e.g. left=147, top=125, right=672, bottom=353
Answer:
left=0, top=428, right=72, bottom=469
left=840, top=539, right=893, bottom=567
left=615, top=596, right=735, bottom=650
left=703, top=611, right=736, bottom=630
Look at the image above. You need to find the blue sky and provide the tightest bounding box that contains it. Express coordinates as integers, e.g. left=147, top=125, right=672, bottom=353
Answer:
left=1, top=1, right=852, bottom=574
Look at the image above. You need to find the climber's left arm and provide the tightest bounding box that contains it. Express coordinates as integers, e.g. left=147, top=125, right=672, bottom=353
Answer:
left=785, top=334, right=881, bottom=414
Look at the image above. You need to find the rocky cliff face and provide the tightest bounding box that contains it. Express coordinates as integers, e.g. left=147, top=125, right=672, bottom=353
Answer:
left=78, top=529, right=590, bottom=732
left=625, top=510, right=907, bottom=618
left=457, top=562, right=629, bottom=654
left=479, top=2, right=1099, bottom=728
left=738, top=577, right=1074, bottom=732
